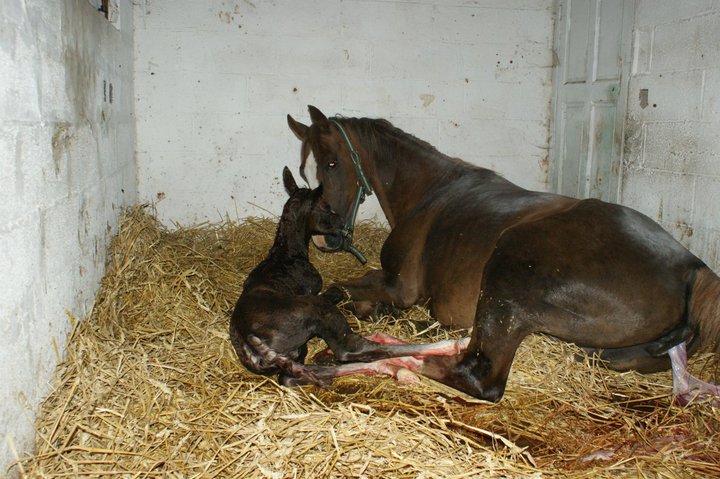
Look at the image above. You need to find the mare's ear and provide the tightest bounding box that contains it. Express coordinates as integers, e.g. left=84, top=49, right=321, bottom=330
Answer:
left=282, top=166, right=298, bottom=195
left=308, top=105, right=327, bottom=124
left=287, top=114, right=308, bottom=141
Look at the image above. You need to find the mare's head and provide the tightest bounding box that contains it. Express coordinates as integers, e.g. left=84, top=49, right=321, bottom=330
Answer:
left=286, top=106, right=372, bottom=251
left=281, top=166, right=344, bottom=250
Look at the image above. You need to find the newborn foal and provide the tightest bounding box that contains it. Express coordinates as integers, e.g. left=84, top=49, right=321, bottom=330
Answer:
left=230, top=167, right=468, bottom=386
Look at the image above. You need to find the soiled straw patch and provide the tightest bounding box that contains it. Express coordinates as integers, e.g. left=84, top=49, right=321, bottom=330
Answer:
left=15, top=205, right=720, bottom=478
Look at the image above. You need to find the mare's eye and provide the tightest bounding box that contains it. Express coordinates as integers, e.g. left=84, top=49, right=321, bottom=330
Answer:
left=327, top=161, right=337, bottom=169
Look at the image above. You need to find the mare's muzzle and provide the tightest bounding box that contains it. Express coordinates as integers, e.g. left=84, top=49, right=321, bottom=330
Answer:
left=311, top=186, right=368, bottom=264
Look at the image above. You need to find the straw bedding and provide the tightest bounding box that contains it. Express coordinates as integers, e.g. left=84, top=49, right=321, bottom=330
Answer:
left=15, top=205, right=720, bottom=478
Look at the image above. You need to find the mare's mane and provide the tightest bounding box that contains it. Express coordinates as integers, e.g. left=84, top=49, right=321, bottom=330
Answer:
left=332, top=115, right=491, bottom=178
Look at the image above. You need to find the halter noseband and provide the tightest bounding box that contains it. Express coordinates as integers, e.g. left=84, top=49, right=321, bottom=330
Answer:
left=329, top=119, right=373, bottom=264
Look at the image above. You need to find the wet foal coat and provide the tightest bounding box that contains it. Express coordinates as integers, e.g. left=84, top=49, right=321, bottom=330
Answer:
left=287, top=106, right=720, bottom=402
left=229, top=167, right=468, bottom=386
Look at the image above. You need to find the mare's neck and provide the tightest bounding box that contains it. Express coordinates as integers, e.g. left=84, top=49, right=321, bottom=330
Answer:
left=370, top=132, right=464, bottom=227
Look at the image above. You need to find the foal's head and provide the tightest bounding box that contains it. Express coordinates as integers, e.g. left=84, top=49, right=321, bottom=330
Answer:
left=281, top=166, right=344, bottom=251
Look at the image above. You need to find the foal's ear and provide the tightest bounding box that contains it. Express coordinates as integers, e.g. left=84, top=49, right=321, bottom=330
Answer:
left=308, top=105, right=328, bottom=124
left=282, top=166, right=298, bottom=195
left=287, top=114, right=308, bottom=141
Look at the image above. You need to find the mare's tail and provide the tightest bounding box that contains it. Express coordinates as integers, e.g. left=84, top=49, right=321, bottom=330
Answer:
left=690, top=267, right=720, bottom=354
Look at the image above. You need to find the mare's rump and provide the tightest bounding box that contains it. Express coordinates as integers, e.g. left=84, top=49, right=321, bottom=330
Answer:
left=479, top=199, right=704, bottom=356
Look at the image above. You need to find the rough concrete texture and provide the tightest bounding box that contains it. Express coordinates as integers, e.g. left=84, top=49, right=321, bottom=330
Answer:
left=133, top=0, right=557, bottom=225
left=0, top=0, right=135, bottom=474
left=622, top=0, right=720, bottom=271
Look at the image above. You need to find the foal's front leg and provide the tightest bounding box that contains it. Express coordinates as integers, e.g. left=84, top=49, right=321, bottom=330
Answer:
left=313, top=299, right=469, bottom=363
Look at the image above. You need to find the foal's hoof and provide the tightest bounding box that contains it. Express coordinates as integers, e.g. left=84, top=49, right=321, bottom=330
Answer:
left=373, top=302, right=403, bottom=319
left=310, top=348, right=338, bottom=365
left=278, top=372, right=331, bottom=388
left=322, top=286, right=347, bottom=305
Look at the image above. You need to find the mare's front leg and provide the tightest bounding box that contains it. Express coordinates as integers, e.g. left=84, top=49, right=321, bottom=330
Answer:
left=324, top=269, right=418, bottom=319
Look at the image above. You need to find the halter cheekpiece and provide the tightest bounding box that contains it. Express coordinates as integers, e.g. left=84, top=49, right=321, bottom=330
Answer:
left=329, top=118, right=373, bottom=264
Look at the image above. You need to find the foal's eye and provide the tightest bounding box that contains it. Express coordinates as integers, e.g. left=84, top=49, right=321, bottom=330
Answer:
left=327, top=161, right=337, bottom=169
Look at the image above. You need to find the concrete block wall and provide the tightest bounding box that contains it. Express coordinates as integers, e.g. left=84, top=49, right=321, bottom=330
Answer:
left=0, top=0, right=135, bottom=473
left=621, top=0, right=720, bottom=270
left=134, top=0, right=556, bottom=225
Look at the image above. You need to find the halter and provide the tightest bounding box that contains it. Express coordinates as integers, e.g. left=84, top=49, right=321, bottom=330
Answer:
left=329, top=119, right=373, bottom=264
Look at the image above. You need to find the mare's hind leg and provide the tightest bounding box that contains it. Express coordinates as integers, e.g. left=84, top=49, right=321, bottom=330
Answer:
left=581, top=324, right=700, bottom=373
left=417, top=296, right=533, bottom=402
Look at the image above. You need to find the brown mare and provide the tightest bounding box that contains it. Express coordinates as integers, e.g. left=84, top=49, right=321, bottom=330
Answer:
left=287, top=105, right=720, bottom=404
left=229, top=167, right=468, bottom=387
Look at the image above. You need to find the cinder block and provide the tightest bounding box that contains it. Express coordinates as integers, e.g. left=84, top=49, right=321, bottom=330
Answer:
left=634, top=0, right=713, bottom=28
left=438, top=118, right=548, bottom=159
left=276, top=36, right=372, bottom=78
left=642, top=121, right=720, bottom=175
left=694, top=175, right=720, bottom=228
left=247, top=75, right=342, bottom=116
left=243, top=0, right=343, bottom=38
left=683, top=224, right=720, bottom=270
left=632, top=27, right=653, bottom=75
left=0, top=28, right=41, bottom=121
left=175, top=33, right=280, bottom=76
left=464, top=78, right=552, bottom=121
left=703, top=67, right=720, bottom=121
left=135, top=108, right=194, bottom=155
left=620, top=169, right=695, bottom=227
left=430, top=4, right=552, bottom=45
left=133, top=28, right=183, bottom=73
left=459, top=41, right=553, bottom=83
left=0, top=211, right=42, bottom=334
left=371, top=41, right=462, bottom=80
left=339, top=1, right=433, bottom=42
left=338, top=77, right=467, bottom=120
left=652, top=12, right=720, bottom=72
left=627, top=70, right=704, bottom=122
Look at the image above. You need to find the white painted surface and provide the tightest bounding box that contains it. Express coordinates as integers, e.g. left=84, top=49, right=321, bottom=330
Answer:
left=133, top=0, right=557, bottom=225
left=0, top=1, right=135, bottom=474
left=621, top=0, right=720, bottom=270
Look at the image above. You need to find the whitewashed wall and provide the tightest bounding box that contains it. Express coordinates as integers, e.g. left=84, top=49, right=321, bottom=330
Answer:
left=134, top=0, right=556, bottom=225
left=0, top=1, right=135, bottom=473
left=621, top=1, right=720, bottom=270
